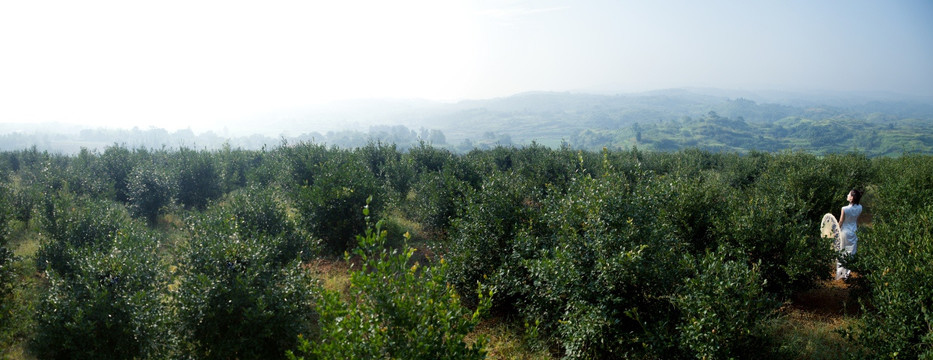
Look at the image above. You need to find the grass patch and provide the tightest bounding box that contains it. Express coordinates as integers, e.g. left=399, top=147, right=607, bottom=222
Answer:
left=1, top=342, right=36, bottom=360
left=767, top=278, right=864, bottom=359
left=768, top=309, right=861, bottom=359
left=7, top=220, right=38, bottom=259
left=468, top=317, right=553, bottom=360
left=306, top=259, right=352, bottom=298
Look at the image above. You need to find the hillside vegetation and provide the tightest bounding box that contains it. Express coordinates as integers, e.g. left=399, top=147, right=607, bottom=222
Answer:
left=0, top=143, right=930, bottom=359
left=3, top=89, right=932, bottom=156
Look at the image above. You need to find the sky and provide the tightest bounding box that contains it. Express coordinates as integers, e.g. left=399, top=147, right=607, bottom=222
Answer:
left=1, top=0, right=932, bottom=131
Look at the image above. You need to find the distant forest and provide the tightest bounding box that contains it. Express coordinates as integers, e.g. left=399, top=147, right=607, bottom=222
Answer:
left=3, top=89, right=932, bottom=156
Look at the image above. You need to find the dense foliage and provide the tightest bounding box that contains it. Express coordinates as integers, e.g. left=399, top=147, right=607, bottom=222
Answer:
left=0, top=184, right=16, bottom=346
left=32, top=195, right=168, bottom=359
left=289, top=208, right=490, bottom=359
left=0, top=143, right=929, bottom=359
left=848, top=155, right=933, bottom=358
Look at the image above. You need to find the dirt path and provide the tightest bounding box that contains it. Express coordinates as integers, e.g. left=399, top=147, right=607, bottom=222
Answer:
left=789, top=276, right=861, bottom=317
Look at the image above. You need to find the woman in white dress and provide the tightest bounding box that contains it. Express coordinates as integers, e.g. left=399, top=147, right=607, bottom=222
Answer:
left=836, top=189, right=862, bottom=280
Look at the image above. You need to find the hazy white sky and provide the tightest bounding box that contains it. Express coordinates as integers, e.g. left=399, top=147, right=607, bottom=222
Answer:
left=1, top=0, right=931, bottom=130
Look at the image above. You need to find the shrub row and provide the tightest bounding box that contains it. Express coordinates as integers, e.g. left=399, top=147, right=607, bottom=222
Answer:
left=30, top=189, right=319, bottom=359
left=849, top=155, right=933, bottom=358
left=444, top=151, right=850, bottom=358
left=1, top=144, right=928, bottom=358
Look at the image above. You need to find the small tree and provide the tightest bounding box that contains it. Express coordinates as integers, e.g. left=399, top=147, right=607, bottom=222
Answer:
left=36, top=195, right=131, bottom=276
left=289, top=203, right=491, bottom=359
left=173, top=148, right=221, bottom=210
left=674, top=250, right=777, bottom=359
left=175, top=212, right=318, bottom=359
left=100, top=145, right=135, bottom=203
left=294, top=153, right=384, bottom=254
left=32, top=226, right=168, bottom=360
left=126, top=161, right=174, bottom=224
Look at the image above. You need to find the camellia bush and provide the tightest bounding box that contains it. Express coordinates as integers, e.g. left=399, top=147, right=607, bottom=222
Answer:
left=512, top=170, right=689, bottom=358
left=100, top=145, right=136, bottom=203
left=849, top=155, right=933, bottom=358
left=126, top=160, right=175, bottom=224
left=32, top=209, right=168, bottom=359
left=174, top=209, right=318, bottom=359
left=173, top=147, right=221, bottom=210
left=711, top=184, right=835, bottom=297
left=289, top=206, right=491, bottom=359
left=674, top=249, right=777, bottom=359
left=852, top=204, right=933, bottom=359
left=191, top=185, right=316, bottom=265
left=407, top=167, right=471, bottom=234
left=293, top=151, right=385, bottom=254
left=36, top=194, right=139, bottom=277
left=358, top=141, right=416, bottom=204
left=446, top=170, right=538, bottom=308
left=0, top=185, right=15, bottom=346
left=447, top=153, right=784, bottom=358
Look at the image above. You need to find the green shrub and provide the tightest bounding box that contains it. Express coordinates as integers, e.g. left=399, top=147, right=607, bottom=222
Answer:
left=408, top=142, right=454, bottom=173
left=294, top=152, right=385, bottom=254
left=359, top=141, right=415, bottom=202
left=31, top=227, right=168, bottom=360
left=50, top=148, right=111, bottom=198
left=247, top=146, right=291, bottom=188
left=446, top=171, right=538, bottom=307
left=192, top=185, right=316, bottom=265
left=36, top=195, right=138, bottom=277
left=100, top=145, right=135, bottom=203
left=719, top=151, right=769, bottom=189
left=761, top=152, right=869, bottom=221
left=0, top=246, right=17, bottom=349
left=215, top=143, right=253, bottom=193
left=5, top=181, right=39, bottom=223
left=0, top=186, right=14, bottom=346
left=512, top=143, right=587, bottom=196
left=175, top=220, right=318, bottom=359
left=674, top=249, right=777, bottom=359
left=495, top=169, right=688, bottom=358
left=465, top=145, right=516, bottom=174
left=173, top=148, right=221, bottom=210
left=0, top=183, right=9, bottom=247
left=850, top=204, right=933, bottom=359
left=289, top=213, right=491, bottom=360
left=871, top=154, right=933, bottom=216
left=127, top=161, right=174, bottom=224
left=407, top=168, right=471, bottom=233
left=661, top=173, right=733, bottom=254
left=712, top=186, right=834, bottom=297
left=281, top=141, right=331, bottom=188
left=848, top=155, right=933, bottom=358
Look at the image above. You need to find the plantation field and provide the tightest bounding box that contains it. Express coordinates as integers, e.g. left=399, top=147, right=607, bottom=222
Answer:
left=0, top=144, right=930, bottom=359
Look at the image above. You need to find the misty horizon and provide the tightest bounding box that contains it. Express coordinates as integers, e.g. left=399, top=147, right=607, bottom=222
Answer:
left=4, top=88, right=933, bottom=158
left=2, top=0, right=932, bottom=134
left=3, top=87, right=933, bottom=137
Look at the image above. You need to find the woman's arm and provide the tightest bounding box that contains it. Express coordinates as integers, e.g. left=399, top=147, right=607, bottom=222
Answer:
left=838, top=208, right=846, bottom=226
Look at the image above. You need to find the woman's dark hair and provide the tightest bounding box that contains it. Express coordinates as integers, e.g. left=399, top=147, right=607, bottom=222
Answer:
left=850, top=189, right=862, bottom=205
